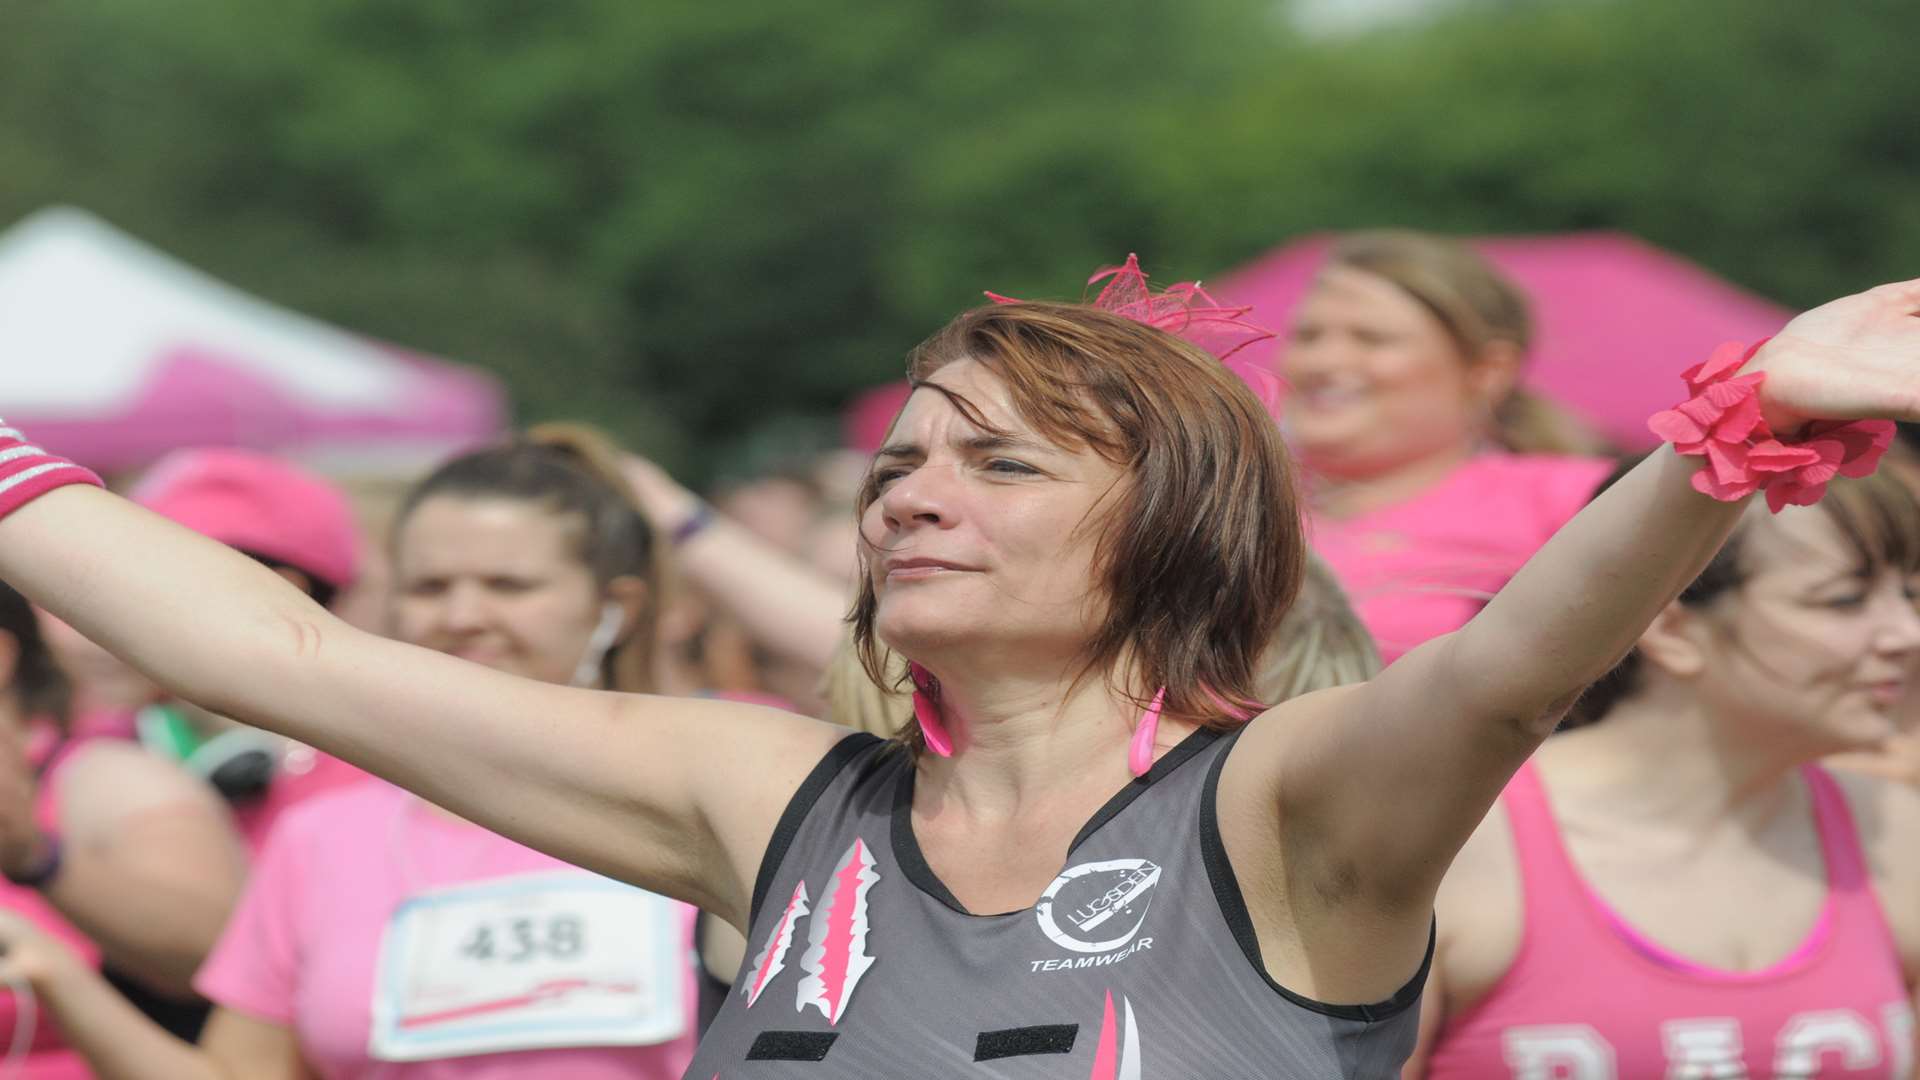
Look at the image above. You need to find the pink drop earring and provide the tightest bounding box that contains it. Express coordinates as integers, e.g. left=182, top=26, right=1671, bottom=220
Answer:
left=909, top=662, right=954, bottom=757
left=1128, top=687, right=1168, bottom=779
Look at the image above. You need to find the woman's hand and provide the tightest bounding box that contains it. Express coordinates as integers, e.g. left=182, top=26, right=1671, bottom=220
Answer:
left=618, top=453, right=703, bottom=533
left=0, top=907, right=83, bottom=993
left=1749, top=278, right=1920, bottom=431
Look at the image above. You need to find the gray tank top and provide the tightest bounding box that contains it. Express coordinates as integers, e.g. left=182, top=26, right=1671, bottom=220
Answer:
left=688, top=727, right=1426, bottom=1078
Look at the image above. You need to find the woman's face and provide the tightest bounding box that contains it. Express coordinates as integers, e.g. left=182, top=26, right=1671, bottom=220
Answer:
left=391, top=496, right=611, bottom=687
left=862, top=359, right=1125, bottom=674
left=1281, top=266, right=1494, bottom=479
left=1700, top=508, right=1920, bottom=752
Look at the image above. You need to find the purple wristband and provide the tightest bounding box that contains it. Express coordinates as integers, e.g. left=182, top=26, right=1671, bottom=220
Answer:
left=671, top=502, right=716, bottom=546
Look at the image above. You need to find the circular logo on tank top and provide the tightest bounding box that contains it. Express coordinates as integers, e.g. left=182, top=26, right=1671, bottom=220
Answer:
left=1033, top=858, right=1162, bottom=954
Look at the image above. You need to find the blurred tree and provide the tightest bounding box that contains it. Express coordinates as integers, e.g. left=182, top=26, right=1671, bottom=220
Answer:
left=1166, top=0, right=1920, bottom=308
left=2, top=0, right=1915, bottom=476
left=0, top=0, right=1269, bottom=476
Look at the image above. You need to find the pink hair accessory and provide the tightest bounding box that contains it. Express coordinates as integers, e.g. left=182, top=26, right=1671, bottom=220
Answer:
left=0, top=420, right=102, bottom=520
left=988, top=254, right=1284, bottom=421
left=908, top=662, right=954, bottom=758
left=1127, top=686, right=1168, bottom=779
left=1649, top=339, right=1895, bottom=513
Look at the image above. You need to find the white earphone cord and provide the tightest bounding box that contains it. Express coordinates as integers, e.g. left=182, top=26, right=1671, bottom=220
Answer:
left=569, top=602, right=626, bottom=688
left=3, top=974, right=34, bottom=1077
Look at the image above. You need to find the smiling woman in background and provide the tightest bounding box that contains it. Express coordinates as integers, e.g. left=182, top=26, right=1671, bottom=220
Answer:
left=0, top=427, right=698, bottom=1080
left=1286, top=230, right=1614, bottom=662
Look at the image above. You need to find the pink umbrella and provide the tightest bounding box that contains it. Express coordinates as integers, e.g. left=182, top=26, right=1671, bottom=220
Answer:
left=843, top=380, right=914, bottom=455
left=1207, top=231, right=1794, bottom=450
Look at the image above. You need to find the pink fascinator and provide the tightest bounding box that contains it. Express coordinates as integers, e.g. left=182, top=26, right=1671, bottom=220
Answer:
left=987, top=253, right=1283, bottom=421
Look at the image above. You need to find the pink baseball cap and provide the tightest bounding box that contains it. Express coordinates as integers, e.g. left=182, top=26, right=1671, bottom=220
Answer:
left=131, top=448, right=363, bottom=594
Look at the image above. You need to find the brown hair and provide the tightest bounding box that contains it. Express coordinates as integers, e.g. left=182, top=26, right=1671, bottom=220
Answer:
left=1565, top=465, right=1920, bottom=728
left=1328, top=230, right=1612, bottom=457
left=394, top=423, right=662, bottom=693
left=850, top=301, right=1305, bottom=749
left=0, top=581, right=71, bottom=726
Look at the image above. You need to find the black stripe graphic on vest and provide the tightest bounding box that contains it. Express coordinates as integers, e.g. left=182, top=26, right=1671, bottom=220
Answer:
left=746, top=1031, right=839, bottom=1061
left=974, top=1024, right=1079, bottom=1061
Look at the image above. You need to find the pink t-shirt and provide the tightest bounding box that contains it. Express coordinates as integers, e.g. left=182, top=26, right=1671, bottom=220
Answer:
left=0, top=736, right=105, bottom=1080
left=230, top=746, right=369, bottom=856
left=1308, top=453, right=1612, bottom=662
left=195, top=782, right=697, bottom=1080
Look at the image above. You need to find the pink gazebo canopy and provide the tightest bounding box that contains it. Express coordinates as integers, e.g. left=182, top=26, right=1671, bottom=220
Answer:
left=841, top=232, right=1791, bottom=455
left=1207, top=231, right=1795, bottom=450
left=0, top=207, right=506, bottom=475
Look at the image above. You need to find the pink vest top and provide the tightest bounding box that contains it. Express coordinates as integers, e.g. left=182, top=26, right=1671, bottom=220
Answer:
left=1426, top=763, right=1915, bottom=1080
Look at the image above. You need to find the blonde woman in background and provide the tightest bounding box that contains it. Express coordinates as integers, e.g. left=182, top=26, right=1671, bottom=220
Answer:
left=1286, top=230, right=1615, bottom=661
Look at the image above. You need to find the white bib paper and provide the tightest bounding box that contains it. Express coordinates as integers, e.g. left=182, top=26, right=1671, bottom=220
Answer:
left=368, top=870, right=686, bottom=1062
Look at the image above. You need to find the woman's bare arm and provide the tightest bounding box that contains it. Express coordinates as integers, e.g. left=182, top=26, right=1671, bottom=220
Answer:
left=49, top=988, right=305, bottom=1080
left=623, top=455, right=849, bottom=671
left=0, top=487, right=842, bottom=921
left=0, top=910, right=307, bottom=1080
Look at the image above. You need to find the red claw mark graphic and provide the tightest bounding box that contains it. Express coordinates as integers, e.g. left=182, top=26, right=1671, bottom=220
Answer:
left=1089, top=991, right=1118, bottom=1080
left=796, top=837, right=879, bottom=1025
left=1088, top=989, right=1141, bottom=1079
left=742, top=880, right=810, bottom=1007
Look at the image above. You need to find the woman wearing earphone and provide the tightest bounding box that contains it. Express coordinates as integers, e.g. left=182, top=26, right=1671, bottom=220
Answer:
left=0, top=427, right=699, bottom=1079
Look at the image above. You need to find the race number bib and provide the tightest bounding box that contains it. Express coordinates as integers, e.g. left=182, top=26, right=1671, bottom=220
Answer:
left=369, top=870, right=686, bottom=1061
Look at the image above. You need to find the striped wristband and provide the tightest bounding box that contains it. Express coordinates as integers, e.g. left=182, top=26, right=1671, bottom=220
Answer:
left=0, top=420, right=104, bottom=519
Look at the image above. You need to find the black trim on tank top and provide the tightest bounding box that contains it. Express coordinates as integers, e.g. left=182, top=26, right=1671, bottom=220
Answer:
left=891, top=760, right=970, bottom=912
left=750, top=732, right=885, bottom=926
left=691, top=913, right=730, bottom=1037
left=892, top=726, right=1223, bottom=916
left=1198, top=729, right=1434, bottom=1022
left=1069, top=725, right=1222, bottom=853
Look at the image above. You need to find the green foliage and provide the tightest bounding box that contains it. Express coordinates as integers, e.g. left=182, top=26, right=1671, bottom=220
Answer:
left=1171, top=0, right=1920, bottom=305
left=2, top=0, right=1915, bottom=477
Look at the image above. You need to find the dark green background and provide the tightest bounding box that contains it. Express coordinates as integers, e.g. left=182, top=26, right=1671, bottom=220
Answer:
left=6, top=0, right=1913, bottom=481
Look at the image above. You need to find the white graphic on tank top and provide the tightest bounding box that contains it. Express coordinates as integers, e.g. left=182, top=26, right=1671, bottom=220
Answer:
left=1659, top=1017, right=1743, bottom=1077
left=1885, top=1001, right=1915, bottom=1080
left=1034, top=858, right=1161, bottom=958
left=1773, top=1009, right=1881, bottom=1076
left=796, top=837, right=879, bottom=1024
left=1501, top=1024, right=1616, bottom=1079
left=741, top=880, right=809, bottom=1007
left=1499, top=1003, right=1914, bottom=1078
left=1086, top=989, right=1142, bottom=1080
